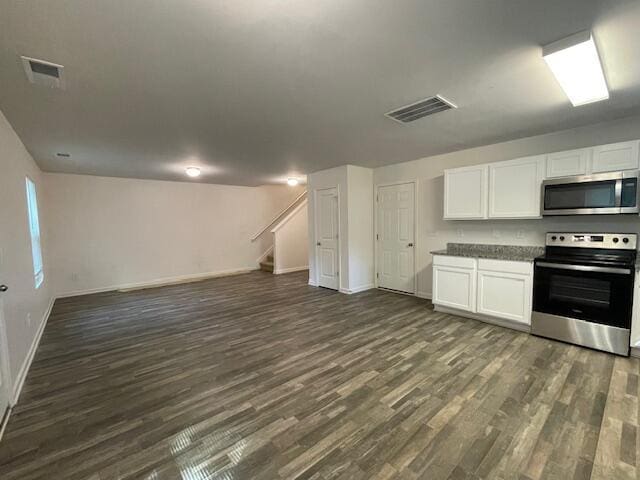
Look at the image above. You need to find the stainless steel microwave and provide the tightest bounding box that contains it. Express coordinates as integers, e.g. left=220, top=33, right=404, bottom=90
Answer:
left=542, top=170, right=640, bottom=216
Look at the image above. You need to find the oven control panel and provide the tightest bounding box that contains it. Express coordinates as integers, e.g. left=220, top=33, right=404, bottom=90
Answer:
left=546, top=232, right=637, bottom=250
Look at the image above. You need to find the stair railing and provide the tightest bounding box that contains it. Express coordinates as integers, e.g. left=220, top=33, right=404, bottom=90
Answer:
left=251, top=190, right=307, bottom=242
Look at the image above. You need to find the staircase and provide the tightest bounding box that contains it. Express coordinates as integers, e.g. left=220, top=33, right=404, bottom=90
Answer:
left=253, top=190, right=308, bottom=275
left=260, top=254, right=274, bottom=273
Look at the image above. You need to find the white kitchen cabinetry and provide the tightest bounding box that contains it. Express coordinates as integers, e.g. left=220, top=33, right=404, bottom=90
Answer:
left=545, top=148, right=590, bottom=178
left=476, top=259, right=533, bottom=325
left=591, top=140, right=640, bottom=173
left=631, top=269, right=640, bottom=350
left=432, top=256, right=533, bottom=329
left=443, top=165, right=488, bottom=220
left=488, top=156, right=545, bottom=219
left=432, top=255, right=476, bottom=312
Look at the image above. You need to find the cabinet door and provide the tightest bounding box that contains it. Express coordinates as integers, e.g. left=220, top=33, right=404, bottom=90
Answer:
left=433, top=265, right=476, bottom=312
left=477, top=270, right=531, bottom=324
left=488, top=156, right=545, bottom=218
left=591, top=141, right=640, bottom=173
left=631, top=270, right=640, bottom=349
left=443, top=165, right=488, bottom=219
left=545, top=149, right=590, bottom=178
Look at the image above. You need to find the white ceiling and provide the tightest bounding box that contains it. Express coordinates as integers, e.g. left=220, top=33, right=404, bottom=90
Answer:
left=1, top=0, right=640, bottom=186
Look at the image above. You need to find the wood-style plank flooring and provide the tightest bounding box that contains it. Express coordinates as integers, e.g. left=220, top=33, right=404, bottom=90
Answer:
left=0, top=270, right=638, bottom=479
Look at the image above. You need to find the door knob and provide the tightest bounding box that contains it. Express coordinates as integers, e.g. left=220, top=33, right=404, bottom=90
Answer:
left=317, top=242, right=321, bottom=246
left=407, top=243, right=414, bottom=247
left=0, top=285, right=7, bottom=292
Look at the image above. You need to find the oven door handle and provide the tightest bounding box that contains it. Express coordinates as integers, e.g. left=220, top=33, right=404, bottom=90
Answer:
left=536, top=262, right=631, bottom=275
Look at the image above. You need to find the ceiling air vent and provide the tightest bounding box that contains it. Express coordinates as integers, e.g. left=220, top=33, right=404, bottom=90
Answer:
left=385, top=95, right=456, bottom=124
left=21, top=56, right=65, bottom=89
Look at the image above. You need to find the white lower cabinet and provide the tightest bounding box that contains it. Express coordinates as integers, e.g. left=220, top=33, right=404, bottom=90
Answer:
left=432, top=256, right=476, bottom=312
left=476, top=259, right=532, bottom=325
left=433, top=256, right=533, bottom=327
left=631, top=270, right=640, bottom=349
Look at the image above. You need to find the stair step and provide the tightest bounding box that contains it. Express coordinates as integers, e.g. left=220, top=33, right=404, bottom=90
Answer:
left=260, top=261, right=274, bottom=273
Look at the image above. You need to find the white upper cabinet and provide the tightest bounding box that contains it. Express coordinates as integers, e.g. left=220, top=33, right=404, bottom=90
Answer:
left=545, top=148, right=590, bottom=178
left=591, top=140, right=640, bottom=173
left=488, top=155, right=545, bottom=218
left=444, top=165, right=488, bottom=219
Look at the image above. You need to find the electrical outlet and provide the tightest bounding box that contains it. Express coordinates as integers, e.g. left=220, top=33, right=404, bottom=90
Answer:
left=516, top=229, right=525, bottom=239
left=71, top=273, right=79, bottom=282
left=456, top=229, right=464, bottom=238
left=26, top=312, right=31, bottom=327
left=492, top=229, right=501, bottom=239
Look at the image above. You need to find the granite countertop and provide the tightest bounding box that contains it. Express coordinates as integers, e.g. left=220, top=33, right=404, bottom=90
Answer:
left=431, top=243, right=545, bottom=263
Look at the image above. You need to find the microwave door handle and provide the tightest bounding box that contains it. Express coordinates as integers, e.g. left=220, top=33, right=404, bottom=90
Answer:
left=615, top=178, right=623, bottom=208
left=536, top=262, right=631, bottom=275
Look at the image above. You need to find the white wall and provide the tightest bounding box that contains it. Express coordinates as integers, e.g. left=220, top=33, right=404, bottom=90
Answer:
left=307, top=165, right=375, bottom=293
left=44, top=173, right=304, bottom=296
left=0, top=110, right=53, bottom=398
left=374, top=114, right=640, bottom=298
left=273, top=202, right=309, bottom=274
left=346, top=166, right=374, bottom=292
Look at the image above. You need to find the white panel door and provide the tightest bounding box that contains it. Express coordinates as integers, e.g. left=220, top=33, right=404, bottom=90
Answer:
left=545, top=149, right=590, bottom=178
left=591, top=141, right=640, bottom=173
left=377, top=183, right=415, bottom=293
left=315, top=188, right=339, bottom=290
left=0, top=291, right=10, bottom=421
left=432, top=265, right=476, bottom=312
left=477, top=270, right=531, bottom=324
left=488, top=156, right=545, bottom=218
left=443, top=165, right=488, bottom=219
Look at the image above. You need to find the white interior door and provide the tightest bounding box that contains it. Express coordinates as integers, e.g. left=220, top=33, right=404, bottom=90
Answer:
left=0, top=292, right=11, bottom=423
left=377, top=183, right=415, bottom=293
left=315, top=188, right=339, bottom=290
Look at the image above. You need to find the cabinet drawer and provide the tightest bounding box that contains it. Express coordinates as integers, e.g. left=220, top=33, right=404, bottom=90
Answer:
left=433, top=255, right=476, bottom=269
left=477, top=259, right=532, bottom=275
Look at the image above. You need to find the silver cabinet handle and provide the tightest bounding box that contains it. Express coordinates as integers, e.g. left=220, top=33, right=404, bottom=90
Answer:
left=0, top=285, right=7, bottom=292
left=407, top=243, right=414, bottom=247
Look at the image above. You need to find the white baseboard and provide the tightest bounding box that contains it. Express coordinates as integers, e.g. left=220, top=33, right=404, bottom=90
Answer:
left=434, top=305, right=531, bottom=333
left=57, top=267, right=260, bottom=298
left=339, top=284, right=375, bottom=295
left=308, top=279, right=318, bottom=286
left=631, top=347, right=640, bottom=358
left=274, top=266, right=309, bottom=275
left=11, top=296, right=55, bottom=406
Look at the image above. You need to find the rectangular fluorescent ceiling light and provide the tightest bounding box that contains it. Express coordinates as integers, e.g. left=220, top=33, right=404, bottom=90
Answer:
left=543, top=30, right=609, bottom=106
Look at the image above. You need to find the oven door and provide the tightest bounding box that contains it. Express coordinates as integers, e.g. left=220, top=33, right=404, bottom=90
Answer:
left=542, top=171, right=639, bottom=215
left=532, top=262, right=634, bottom=328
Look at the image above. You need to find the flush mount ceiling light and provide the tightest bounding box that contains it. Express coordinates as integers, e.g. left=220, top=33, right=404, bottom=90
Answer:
left=287, top=178, right=299, bottom=186
left=185, top=167, right=201, bottom=178
left=543, top=30, right=609, bottom=107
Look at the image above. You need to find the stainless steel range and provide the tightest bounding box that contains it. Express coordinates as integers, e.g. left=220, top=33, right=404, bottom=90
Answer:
left=532, top=232, right=637, bottom=356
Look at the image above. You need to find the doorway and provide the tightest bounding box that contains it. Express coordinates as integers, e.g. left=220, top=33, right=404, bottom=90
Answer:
left=376, top=182, right=416, bottom=294
left=0, top=291, right=11, bottom=430
left=315, top=187, right=340, bottom=290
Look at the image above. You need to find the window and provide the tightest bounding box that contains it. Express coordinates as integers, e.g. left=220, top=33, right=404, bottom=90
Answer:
left=25, top=178, right=44, bottom=289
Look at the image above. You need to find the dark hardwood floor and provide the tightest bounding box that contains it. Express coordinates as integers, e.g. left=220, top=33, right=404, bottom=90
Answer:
left=0, top=270, right=637, bottom=479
